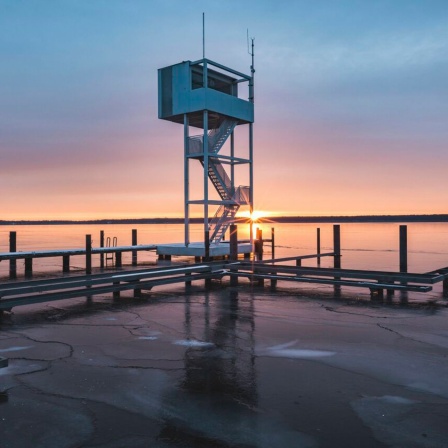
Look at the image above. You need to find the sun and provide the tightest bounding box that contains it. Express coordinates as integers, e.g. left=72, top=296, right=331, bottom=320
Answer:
left=237, top=210, right=269, bottom=223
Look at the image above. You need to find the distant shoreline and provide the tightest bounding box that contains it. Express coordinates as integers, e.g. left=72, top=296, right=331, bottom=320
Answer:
left=2, top=214, right=448, bottom=225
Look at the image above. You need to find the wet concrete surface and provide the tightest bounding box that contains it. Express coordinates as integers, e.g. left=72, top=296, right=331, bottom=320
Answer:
left=1, top=283, right=448, bottom=447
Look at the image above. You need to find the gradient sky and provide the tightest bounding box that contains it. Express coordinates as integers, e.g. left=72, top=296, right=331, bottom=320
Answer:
left=1, top=0, right=447, bottom=220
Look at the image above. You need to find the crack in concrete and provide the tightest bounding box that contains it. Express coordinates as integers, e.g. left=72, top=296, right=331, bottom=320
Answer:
left=8, top=331, right=74, bottom=359
left=376, top=323, right=444, bottom=349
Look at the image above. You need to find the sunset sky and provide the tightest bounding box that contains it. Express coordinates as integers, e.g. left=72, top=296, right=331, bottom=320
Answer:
left=1, top=0, right=447, bottom=220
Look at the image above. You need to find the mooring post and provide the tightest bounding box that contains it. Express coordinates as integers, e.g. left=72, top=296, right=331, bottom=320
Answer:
left=9, top=231, right=17, bottom=280
left=230, top=224, right=238, bottom=287
left=256, top=228, right=263, bottom=261
left=63, top=255, right=70, bottom=273
left=256, top=228, right=264, bottom=286
left=132, top=229, right=137, bottom=267
left=204, top=230, right=211, bottom=288
left=24, top=257, right=33, bottom=278
left=317, top=227, right=321, bottom=266
left=333, top=225, right=341, bottom=296
left=399, top=225, right=408, bottom=273
left=271, top=227, right=275, bottom=259
left=333, top=225, right=341, bottom=268
left=204, top=230, right=210, bottom=262
left=100, top=230, right=105, bottom=269
left=399, top=225, right=408, bottom=303
left=86, top=234, right=92, bottom=275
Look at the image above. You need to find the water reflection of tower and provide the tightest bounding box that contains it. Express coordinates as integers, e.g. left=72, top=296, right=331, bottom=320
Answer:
left=159, top=290, right=258, bottom=446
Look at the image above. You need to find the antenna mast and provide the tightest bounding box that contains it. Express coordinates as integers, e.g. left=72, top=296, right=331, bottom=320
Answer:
left=247, top=30, right=255, bottom=103
left=202, top=13, right=205, bottom=59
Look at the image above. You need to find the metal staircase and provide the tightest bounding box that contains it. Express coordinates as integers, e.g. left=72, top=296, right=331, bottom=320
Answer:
left=189, top=118, right=248, bottom=244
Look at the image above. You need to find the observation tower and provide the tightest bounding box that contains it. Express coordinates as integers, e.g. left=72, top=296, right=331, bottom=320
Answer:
left=156, top=51, right=255, bottom=259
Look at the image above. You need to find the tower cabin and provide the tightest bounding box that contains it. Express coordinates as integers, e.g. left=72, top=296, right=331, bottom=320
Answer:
left=157, top=58, right=254, bottom=259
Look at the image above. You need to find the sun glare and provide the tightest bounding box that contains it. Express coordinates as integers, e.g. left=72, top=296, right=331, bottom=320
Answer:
left=237, top=210, right=269, bottom=222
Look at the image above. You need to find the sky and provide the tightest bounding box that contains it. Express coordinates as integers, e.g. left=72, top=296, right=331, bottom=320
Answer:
left=1, top=0, right=447, bottom=220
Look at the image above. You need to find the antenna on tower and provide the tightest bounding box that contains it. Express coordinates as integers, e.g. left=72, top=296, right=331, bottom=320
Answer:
left=202, top=12, right=205, bottom=59
left=247, top=30, right=255, bottom=102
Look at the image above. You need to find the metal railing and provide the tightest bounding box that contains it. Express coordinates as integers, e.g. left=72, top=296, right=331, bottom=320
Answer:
left=187, top=119, right=238, bottom=155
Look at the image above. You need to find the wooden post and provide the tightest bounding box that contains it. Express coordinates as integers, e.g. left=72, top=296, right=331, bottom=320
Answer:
left=399, top=225, right=408, bottom=273
left=204, top=230, right=211, bottom=288
left=230, top=224, right=238, bottom=287
left=317, top=227, right=321, bottom=266
left=132, top=229, right=137, bottom=266
left=256, top=228, right=263, bottom=261
left=296, top=258, right=302, bottom=267
left=86, top=235, right=92, bottom=275
left=333, top=225, right=341, bottom=296
left=333, top=225, right=341, bottom=268
left=113, top=282, right=120, bottom=300
left=24, top=257, right=33, bottom=278
left=256, top=228, right=264, bottom=286
left=63, top=255, right=70, bottom=273
left=443, top=278, right=448, bottom=297
left=204, top=230, right=210, bottom=262
left=116, top=252, right=122, bottom=268
left=271, top=227, right=275, bottom=259
left=100, top=230, right=105, bottom=269
left=399, top=225, right=408, bottom=303
left=9, top=231, right=17, bottom=280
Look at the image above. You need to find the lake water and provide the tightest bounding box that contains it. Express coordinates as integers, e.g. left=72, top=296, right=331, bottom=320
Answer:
left=1, top=221, right=448, bottom=279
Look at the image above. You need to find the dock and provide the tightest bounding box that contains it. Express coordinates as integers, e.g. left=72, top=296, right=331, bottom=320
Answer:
left=1, top=224, right=448, bottom=315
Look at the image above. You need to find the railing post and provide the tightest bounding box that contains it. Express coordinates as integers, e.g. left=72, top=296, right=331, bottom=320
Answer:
left=116, top=252, right=122, bottom=268
left=132, top=229, right=137, bottom=266
left=86, top=235, right=92, bottom=275
left=317, top=227, right=321, bottom=266
left=9, top=231, right=17, bottom=280
left=100, top=230, right=105, bottom=269
left=271, top=227, right=275, bottom=259
left=230, top=224, right=238, bottom=287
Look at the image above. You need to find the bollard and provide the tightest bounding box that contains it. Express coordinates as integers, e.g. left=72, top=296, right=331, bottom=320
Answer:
left=132, top=229, right=137, bottom=266
left=86, top=235, right=92, bottom=275
left=9, top=231, right=17, bottom=280
left=100, top=230, right=105, bottom=269
left=229, top=224, right=238, bottom=287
